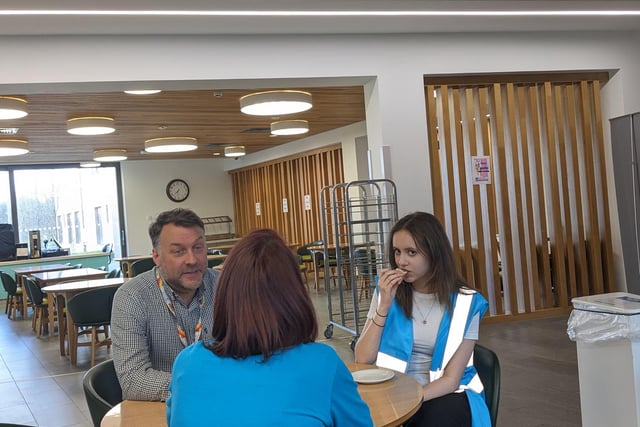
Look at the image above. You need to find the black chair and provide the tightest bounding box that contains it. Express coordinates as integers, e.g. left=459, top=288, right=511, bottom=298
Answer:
left=129, top=257, right=155, bottom=277
left=23, top=277, right=50, bottom=337
left=106, top=268, right=121, bottom=278
left=102, top=243, right=113, bottom=263
left=0, top=270, right=24, bottom=320
left=82, top=359, right=123, bottom=427
left=474, top=343, right=501, bottom=427
left=66, top=286, right=119, bottom=366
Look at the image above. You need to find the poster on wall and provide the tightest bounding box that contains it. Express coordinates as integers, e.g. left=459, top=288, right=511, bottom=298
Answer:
left=255, top=202, right=261, bottom=216
left=471, top=155, right=492, bottom=185
left=304, top=194, right=312, bottom=211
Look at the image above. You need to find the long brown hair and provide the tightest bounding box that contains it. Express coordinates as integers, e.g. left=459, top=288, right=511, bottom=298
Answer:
left=207, top=228, right=318, bottom=360
left=388, top=212, right=469, bottom=318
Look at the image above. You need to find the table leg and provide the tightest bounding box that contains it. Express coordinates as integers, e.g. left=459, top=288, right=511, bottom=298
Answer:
left=18, top=274, right=28, bottom=319
left=66, top=299, right=77, bottom=365
left=53, top=294, right=65, bottom=356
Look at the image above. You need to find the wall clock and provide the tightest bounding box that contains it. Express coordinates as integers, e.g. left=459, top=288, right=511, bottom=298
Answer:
left=166, top=178, right=190, bottom=202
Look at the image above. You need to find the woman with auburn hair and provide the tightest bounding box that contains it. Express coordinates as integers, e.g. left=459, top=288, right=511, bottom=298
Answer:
left=166, top=228, right=372, bottom=427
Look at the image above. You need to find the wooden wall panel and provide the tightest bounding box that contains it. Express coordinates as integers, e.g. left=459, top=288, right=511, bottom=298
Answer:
left=229, top=145, right=344, bottom=248
left=424, top=73, right=614, bottom=319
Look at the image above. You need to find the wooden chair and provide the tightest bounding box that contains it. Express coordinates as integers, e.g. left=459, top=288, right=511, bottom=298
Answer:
left=83, top=359, right=123, bottom=427
left=474, top=343, right=501, bottom=427
left=66, top=286, right=119, bottom=366
left=0, top=270, right=25, bottom=320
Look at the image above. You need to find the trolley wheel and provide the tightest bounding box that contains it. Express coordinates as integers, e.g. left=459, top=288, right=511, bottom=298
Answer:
left=350, top=337, right=357, bottom=352
left=324, top=324, right=334, bottom=339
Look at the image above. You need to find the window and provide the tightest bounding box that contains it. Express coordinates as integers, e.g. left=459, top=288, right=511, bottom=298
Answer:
left=95, top=206, right=104, bottom=244
left=74, top=211, right=81, bottom=244
left=8, top=165, right=123, bottom=256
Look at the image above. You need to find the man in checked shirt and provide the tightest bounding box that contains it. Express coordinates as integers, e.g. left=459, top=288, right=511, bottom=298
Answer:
left=111, top=208, right=220, bottom=401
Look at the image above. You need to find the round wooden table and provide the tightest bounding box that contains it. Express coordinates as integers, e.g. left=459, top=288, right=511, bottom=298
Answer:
left=101, top=362, right=423, bottom=427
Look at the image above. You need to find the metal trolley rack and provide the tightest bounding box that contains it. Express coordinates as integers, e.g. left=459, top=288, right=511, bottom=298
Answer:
left=319, top=179, right=398, bottom=350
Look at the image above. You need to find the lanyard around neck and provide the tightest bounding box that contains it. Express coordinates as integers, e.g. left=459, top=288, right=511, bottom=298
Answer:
left=155, top=268, right=205, bottom=347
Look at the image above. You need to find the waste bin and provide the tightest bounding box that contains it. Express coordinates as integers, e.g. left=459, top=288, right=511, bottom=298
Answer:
left=567, top=292, right=640, bottom=427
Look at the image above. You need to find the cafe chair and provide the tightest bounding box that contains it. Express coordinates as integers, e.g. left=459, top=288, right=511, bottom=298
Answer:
left=66, top=286, right=119, bottom=367
left=83, top=359, right=123, bottom=427
left=0, top=270, right=24, bottom=320
left=129, top=257, right=155, bottom=277
left=474, top=343, right=501, bottom=427
left=23, top=277, right=50, bottom=337
left=353, top=247, right=377, bottom=302
left=106, top=268, right=121, bottom=278
left=295, top=254, right=310, bottom=291
left=208, top=256, right=224, bottom=268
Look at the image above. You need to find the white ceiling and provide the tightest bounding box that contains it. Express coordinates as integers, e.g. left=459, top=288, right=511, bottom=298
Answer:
left=1, top=1, right=640, bottom=36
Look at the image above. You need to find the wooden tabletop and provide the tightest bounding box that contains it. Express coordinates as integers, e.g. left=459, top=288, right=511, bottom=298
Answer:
left=13, top=263, right=77, bottom=315
left=12, top=263, right=75, bottom=275
left=31, top=267, right=107, bottom=286
left=42, top=277, right=125, bottom=364
left=102, top=362, right=422, bottom=427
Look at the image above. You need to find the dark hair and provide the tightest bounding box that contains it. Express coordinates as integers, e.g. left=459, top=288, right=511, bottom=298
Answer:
left=389, top=212, right=468, bottom=318
left=148, top=208, right=204, bottom=248
left=207, top=228, right=317, bottom=360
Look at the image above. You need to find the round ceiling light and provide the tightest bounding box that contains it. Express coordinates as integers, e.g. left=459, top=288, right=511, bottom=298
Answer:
left=93, top=149, right=127, bottom=162
left=224, top=146, right=246, bottom=157
left=67, top=117, right=116, bottom=136
left=124, top=90, right=162, bottom=95
left=271, top=119, right=309, bottom=136
left=0, top=139, right=29, bottom=156
left=79, top=161, right=101, bottom=168
left=0, top=97, right=28, bottom=120
left=239, top=90, right=312, bottom=116
left=145, top=137, right=198, bottom=153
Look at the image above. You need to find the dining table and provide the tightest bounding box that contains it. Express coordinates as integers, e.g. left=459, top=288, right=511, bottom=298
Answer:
left=32, top=267, right=108, bottom=341
left=41, top=277, right=125, bottom=364
left=101, top=362, right=423, bottom=427
left=12, top=263, right=76, bottom=315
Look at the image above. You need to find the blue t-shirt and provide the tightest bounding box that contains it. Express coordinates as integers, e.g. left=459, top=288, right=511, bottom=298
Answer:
left=167, top=341, right=373, bottom=427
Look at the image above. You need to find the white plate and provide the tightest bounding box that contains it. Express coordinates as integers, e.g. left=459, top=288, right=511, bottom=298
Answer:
left=352, top=368, right=395, bottom=384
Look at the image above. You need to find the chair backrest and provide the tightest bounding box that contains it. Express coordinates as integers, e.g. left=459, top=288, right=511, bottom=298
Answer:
left=106, top=268, right=121, bottom=278
left=23, top=277, right=45, bottom=306
left=474, top=343, right=501, bottom=427
left=129, top=257, right=155, bottom=277
left=82, top=359, right=123, bottom=427
left=208, top=257, right=224, bottom=268
left=66, top=286, right=119, bottom=326
left=353, top=247, right=377, bottom=275
left=0, top=270, right=18, bottom=295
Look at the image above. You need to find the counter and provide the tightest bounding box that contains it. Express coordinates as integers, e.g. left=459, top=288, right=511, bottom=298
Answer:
left=0, top=252, right=110, bottom=298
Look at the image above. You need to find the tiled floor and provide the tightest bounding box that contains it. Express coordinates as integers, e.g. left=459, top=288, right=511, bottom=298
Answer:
left=1, top=287, right=582, bottom=427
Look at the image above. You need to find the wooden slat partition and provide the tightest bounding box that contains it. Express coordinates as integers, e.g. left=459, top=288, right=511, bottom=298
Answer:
left=424, top=73, right=614, bottom=318
left=230, top=145, right=344, bottom=247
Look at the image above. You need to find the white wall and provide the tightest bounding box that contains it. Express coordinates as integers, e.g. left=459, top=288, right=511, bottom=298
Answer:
left=120, top=158, right=233, bottom=255
left=3, top=30, right=640, bottom=289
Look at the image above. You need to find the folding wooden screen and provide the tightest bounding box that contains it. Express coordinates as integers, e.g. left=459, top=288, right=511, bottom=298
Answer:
left=424, top=73, right=615, bottom=318
left=230, top=144, right=344, bottom=248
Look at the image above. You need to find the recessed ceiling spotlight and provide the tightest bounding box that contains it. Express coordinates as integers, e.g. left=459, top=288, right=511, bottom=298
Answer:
left=0, top=127, right=19, bottom=135
left=67, top=117, right=115, bottom=135
left=124, top=90, right=162, bottom=95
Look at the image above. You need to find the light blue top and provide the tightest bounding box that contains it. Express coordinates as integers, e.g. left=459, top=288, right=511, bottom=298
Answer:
left=167, top=341, right=373, bottom=427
